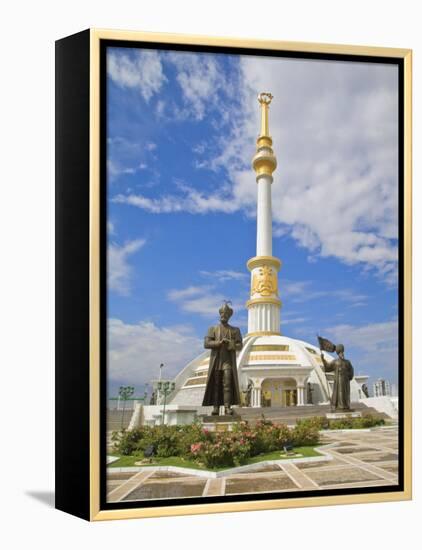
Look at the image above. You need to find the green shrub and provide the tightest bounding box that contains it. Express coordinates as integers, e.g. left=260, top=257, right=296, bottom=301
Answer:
left=112, top=419, right=322, bottom=468
left=111, top=428, right=144, bottom=456
left=327, top=414, right=385, bottom=430
left=292, top=422, right=320, bottom=446
left=294, top=414, right=385, bottom=432
left=296, top=416, right=328, bottom=431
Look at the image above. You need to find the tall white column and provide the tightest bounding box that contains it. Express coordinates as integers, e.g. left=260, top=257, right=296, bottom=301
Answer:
left=251, top=385, right=262, bottom=408
left=246, top=92, right=282, bottom=336
left=297, top=385, right=305, bottom=406
left=256, top=174, right=273, bottom=257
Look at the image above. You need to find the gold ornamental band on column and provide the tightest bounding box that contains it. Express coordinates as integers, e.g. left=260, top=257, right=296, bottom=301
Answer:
left=252, top=152, right=277, bottom=177
left=247, top=255, right=282, bottom=271
left=246, top=296, right=282, bottom=308
left=245, top=330, right=281, bottom=338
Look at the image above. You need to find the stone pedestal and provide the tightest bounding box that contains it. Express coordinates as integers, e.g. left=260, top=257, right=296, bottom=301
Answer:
left=202, top=414, right=241, bottom=432
left=325, top=411, right=362, bottom=420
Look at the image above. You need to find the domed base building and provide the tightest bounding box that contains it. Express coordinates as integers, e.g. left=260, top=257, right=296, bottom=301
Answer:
left=169, top=333, right=366, bottom=409
left=166, top=93, right=368, bottom=412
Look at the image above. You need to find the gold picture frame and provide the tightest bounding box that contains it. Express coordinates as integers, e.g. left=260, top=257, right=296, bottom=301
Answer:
left=55, top=28, right=412, bottom=521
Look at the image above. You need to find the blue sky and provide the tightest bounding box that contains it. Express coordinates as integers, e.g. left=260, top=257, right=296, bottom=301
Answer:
left=106, top=46, right=399, bottom=396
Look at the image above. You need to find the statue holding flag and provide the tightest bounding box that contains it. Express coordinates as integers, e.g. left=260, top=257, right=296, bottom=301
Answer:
left=318, top=336, right=354, bottom=412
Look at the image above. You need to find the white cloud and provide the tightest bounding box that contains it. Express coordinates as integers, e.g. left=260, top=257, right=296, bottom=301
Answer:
left=167, top=285, right=212, bottom=301
left=107, top=50, right=167, bottom=101
left=111, top=53, right=399, bottom=284
left=108, top=318, right=202, bottom=386
left=156, top=99, right=166, bottom=118
left=168, top=285, right=243, bottom=318
left=112, top=184, right=239, bottom=215
left=193, top=143, right=206, bottom=155
left=325, top=320, right=398, bottom=353
left=282, top=279, right=368, bottom=306
left=107, top=138, right=146, bottom=182
left=282, top=315, right=309, bottom=325
left=322, top=320, right=398, bottom=380
left=108, top=239, right=146, bottom=295
left=166, top=52, right=230, bottom=120
left=221, top=57, right=400, bottom=283
left=107, top=221, right=116, bottom=235
left=200, top=269, right=248, bottom=282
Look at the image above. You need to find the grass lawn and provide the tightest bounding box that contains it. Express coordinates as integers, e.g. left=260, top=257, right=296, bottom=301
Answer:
left=109, top=446, right=322, bottom=471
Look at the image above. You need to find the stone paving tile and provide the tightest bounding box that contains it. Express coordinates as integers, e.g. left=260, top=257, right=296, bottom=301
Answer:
left=203, top=478, right=225, bottom=496
left=225, top=474, right=297, bottom=494
left=107, top=480, right=123, bottom=493
left=369, top=441, right=398, bottom=449
left=352, top=452, right=398, bottom=463
left=296, top=458, right=346, bottom=469
left=242, top=464, right=285, bottom=473
left=108, top=470, right=155, bottom=502
left=108, top=480, right=122, bottom=487
left=377, top=463, right=399, bottom=474
left=335, top=446, right=378, bottom=454
left=107, top=472, right=137, bottom=481
left=281, top=463, right=319, bottom=489
left=322, top=479, right=395, bottom=490
left=149, top=470, right=192, bottom=479
left=123, top=478, right=207, bottom=500
left=305, top=466, right=382, bottom=486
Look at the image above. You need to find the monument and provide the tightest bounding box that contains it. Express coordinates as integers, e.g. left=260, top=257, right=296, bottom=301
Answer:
left=202, top=302, right=243, bottom=420
left=167, top=93, right=369, bottom=416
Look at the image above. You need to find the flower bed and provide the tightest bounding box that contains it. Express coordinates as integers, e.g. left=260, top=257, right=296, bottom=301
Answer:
left=111, top=419, right=320, bottom=469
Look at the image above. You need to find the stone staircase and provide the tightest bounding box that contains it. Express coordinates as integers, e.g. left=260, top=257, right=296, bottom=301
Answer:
left=107, top=409, right=134, bottom=432
left=232, top=402, right=389, bottom=426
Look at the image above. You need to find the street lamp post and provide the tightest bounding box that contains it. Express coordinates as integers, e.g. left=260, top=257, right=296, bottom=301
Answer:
left=156, top=381, right=175, bottom=425
left=142, top=383, right=149, bottom=404
left=157, top=363, right=164, bottom=403
left=118, top=385, right=134, bottom=429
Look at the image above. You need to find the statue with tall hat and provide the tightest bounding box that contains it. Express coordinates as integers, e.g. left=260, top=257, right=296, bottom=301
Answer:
left=202, top=301, right=243, bottom=416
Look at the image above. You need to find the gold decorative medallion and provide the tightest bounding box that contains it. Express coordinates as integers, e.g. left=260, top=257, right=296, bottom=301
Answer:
left=251, top=265, right=278, bottom=296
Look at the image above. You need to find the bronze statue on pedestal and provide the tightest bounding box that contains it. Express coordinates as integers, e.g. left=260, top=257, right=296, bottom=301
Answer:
left=318, top=336, right=354, bottom=412
left=202, top=302, right=243, bottom=416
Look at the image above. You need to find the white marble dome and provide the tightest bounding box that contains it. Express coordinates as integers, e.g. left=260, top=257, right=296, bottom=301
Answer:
left=168, top=333, right=365, bottom=408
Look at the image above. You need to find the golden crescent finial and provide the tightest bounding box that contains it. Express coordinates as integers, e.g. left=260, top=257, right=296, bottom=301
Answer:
left=258, top=92, right=274, bottom=105
left=252, top=92, right=277, bottom=175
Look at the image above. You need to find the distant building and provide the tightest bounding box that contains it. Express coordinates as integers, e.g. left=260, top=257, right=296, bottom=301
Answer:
left=373, top=378, right=391, bottom=397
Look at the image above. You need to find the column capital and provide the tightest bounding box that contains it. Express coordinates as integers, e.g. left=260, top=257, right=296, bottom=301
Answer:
left=247, top=255, right=282, bottom=271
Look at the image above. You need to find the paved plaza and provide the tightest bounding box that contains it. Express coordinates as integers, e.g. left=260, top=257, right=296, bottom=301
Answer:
left=107, top=425, right=399, bottom=503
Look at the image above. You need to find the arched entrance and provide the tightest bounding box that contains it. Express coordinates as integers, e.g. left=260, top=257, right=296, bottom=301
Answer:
left=261, top=378, right=298, bottom=407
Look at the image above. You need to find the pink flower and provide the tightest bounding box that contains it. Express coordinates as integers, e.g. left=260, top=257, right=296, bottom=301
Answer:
left=190, top=442, right=202, bottom=454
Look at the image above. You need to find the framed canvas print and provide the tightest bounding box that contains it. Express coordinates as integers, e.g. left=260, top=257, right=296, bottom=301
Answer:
left=55, top=29, right=412, bottom=521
